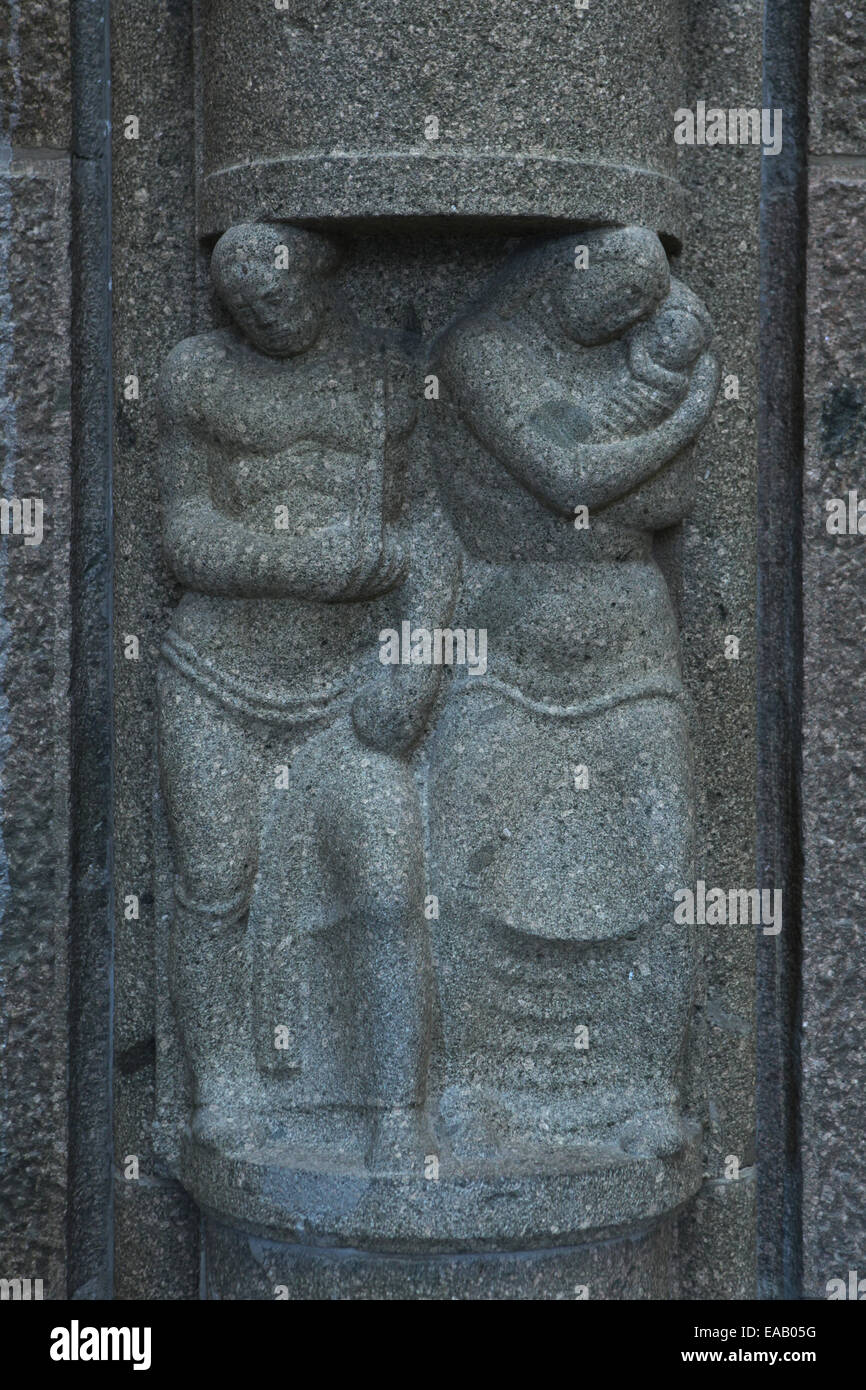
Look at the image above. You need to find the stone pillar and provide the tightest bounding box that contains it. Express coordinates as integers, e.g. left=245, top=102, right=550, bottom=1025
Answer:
left=10, top=0, right=866, bottom=1310
left=801, top=0, right=866, bottom=1302
left=0, top=0, right=75, bottom=1301
left=197, top=0, right=687, bottom=238
left=108, top=0, right=761, bottom=1299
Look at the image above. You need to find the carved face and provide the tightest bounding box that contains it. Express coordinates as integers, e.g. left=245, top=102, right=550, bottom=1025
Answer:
left=551, top=227, right=671, bottom=346
left=225, top=270, right=327, bottom=357
left=211, top=223, right=337, bottom=357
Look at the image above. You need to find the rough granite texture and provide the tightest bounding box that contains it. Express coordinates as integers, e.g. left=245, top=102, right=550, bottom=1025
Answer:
left=0, top=155, right=72, bottom=1298
left=110, top=0, right=202, bottom=1297
left=0, top=1, right=71, bottom=150
left=205, top=1211, right=681, bottom=1301
left=66, top=0, right=113, bottom=1299
left=673, top=0, right=760, bottom=1296
left=677, top=1169, right=757, bottom=1300
left=798, top=0, right=866, bottom=1302
left=0, top=0, right=776, bottom=1305
left=809, top=0, right=866, bottom=156
left=198, top=0, right=687, bottom=240
left=0, top=0, right=76, bottom=1303
left=152, top=218, right=715, bottom=1264
left=114, top=1178, right=200, bottom=1301
left=756, top=0, right=809, bottom=1302
left=106, top=0, right=762, bottom=1300
left=801, top=169, right=866, bottom=1301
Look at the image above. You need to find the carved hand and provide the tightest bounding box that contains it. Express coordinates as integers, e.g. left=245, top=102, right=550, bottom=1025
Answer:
left=351, top=663, right=438, bottom=755
left=340, top=528, right=409, bottom=601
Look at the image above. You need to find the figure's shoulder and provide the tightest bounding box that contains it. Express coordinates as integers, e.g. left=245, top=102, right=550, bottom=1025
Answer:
left=435, top=308, right=542, bottom=406
left=434, top=307, right=511, bottom=374
left=158, top=330, right=236, bottom=423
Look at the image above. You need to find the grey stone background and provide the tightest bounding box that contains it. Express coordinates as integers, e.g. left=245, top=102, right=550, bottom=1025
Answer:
left=801, top=0, right=866, bottom=1303
left=0, top=0, right=74, bottom=1301
left=675, top=0, right=761, bottom=1298
left=110, top=0, right=759, bottom=1299
left=0, top=0, right=862, bottom=1300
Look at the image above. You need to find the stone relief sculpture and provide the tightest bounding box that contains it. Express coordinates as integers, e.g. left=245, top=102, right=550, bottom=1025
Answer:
left=428, top=227, right=719, bottom=1164
left=156, top=220, right=718, bottom=1240
left=157, top=223, right=458, bottom=1170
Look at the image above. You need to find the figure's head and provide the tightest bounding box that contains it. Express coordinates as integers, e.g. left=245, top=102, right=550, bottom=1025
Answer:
left=211, top=223, right=340, bottom=357
left=494, top=227, right=670, bottom=345
left=550, top=226, right=671, bottom=344
left=640, top=305, right=709, bottom=371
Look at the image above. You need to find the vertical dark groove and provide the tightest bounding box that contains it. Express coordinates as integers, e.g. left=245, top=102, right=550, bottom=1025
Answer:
left=757, top=0, right=809, bottom=1301
left=68, top=0, right=114, bottom=1299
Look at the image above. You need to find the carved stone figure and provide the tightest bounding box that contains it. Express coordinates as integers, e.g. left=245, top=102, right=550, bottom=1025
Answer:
left=157, top=223, right=457, bottom=1169
left=156, top=220, right=719, bottom=1248
left=427, top=227, right=720, bottom=1164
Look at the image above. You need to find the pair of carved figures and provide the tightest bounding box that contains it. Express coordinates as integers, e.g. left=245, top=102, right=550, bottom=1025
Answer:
left=157, top=222, right=718, bottom=1175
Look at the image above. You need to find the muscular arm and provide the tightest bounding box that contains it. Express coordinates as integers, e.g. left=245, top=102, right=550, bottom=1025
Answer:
left=438, top=318, right=720, bottom=516
left=162, top=493, right=375, bottom=601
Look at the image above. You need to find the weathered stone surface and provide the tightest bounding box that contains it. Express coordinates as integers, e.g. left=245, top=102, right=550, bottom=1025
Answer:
left=810, top=1, right=866, bottom=156
left=153, top=217, right=718, bottom=1274
left=0, top=1, right=71, bottom=150
left=205, top=1212, right=680, bottom=1301
left=0, top=154, right=72, bottom=1298
left=756, top=0, right=809, bottom=1301
left=110, top=0, right=201, bottom=1297
left=677, top=1169, right=757, bottom=1300
left=114, top=1179, right=200, bottom=1301
left=0, top=0, right=771, bottom=1307
left=106, top=0, right=762, bottom=1300
left=674, top=0, right=761, bottom=1286
left=199, top=0, right=687, bottom=239
left=801, top=168, right=866, bottom=1301
left=427, top=230, right=715, bottom=1176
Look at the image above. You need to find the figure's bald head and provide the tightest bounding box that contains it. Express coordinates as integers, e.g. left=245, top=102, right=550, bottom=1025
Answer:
left=211, top=223, right=340, bottom=357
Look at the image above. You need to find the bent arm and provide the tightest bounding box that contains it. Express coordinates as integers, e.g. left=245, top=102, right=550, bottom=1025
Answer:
left=441, top=320, right=720, bottom=516
left=163, top=496, right=372, bottom=601
left=158, top=408, right=374, bottom=600
left=549, top=350, right=720, bottom=512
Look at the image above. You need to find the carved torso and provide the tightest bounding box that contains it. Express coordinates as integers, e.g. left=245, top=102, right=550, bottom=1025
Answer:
left=179, top=329, right=399, bottom=533
left=162, top=326, right=411, bottom=699
left=431, top=293, right=703, bottom=705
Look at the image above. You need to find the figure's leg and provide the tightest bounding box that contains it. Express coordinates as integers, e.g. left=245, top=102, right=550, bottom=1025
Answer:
left=314, top=726, right=431, bottom=1166
left=157, top=662, right=263, bottom=1127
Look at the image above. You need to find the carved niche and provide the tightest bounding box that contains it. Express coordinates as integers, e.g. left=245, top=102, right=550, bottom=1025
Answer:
left=137, top=0, right=736, bottom=1291
left=154, top=215, right=719, bottom=1248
